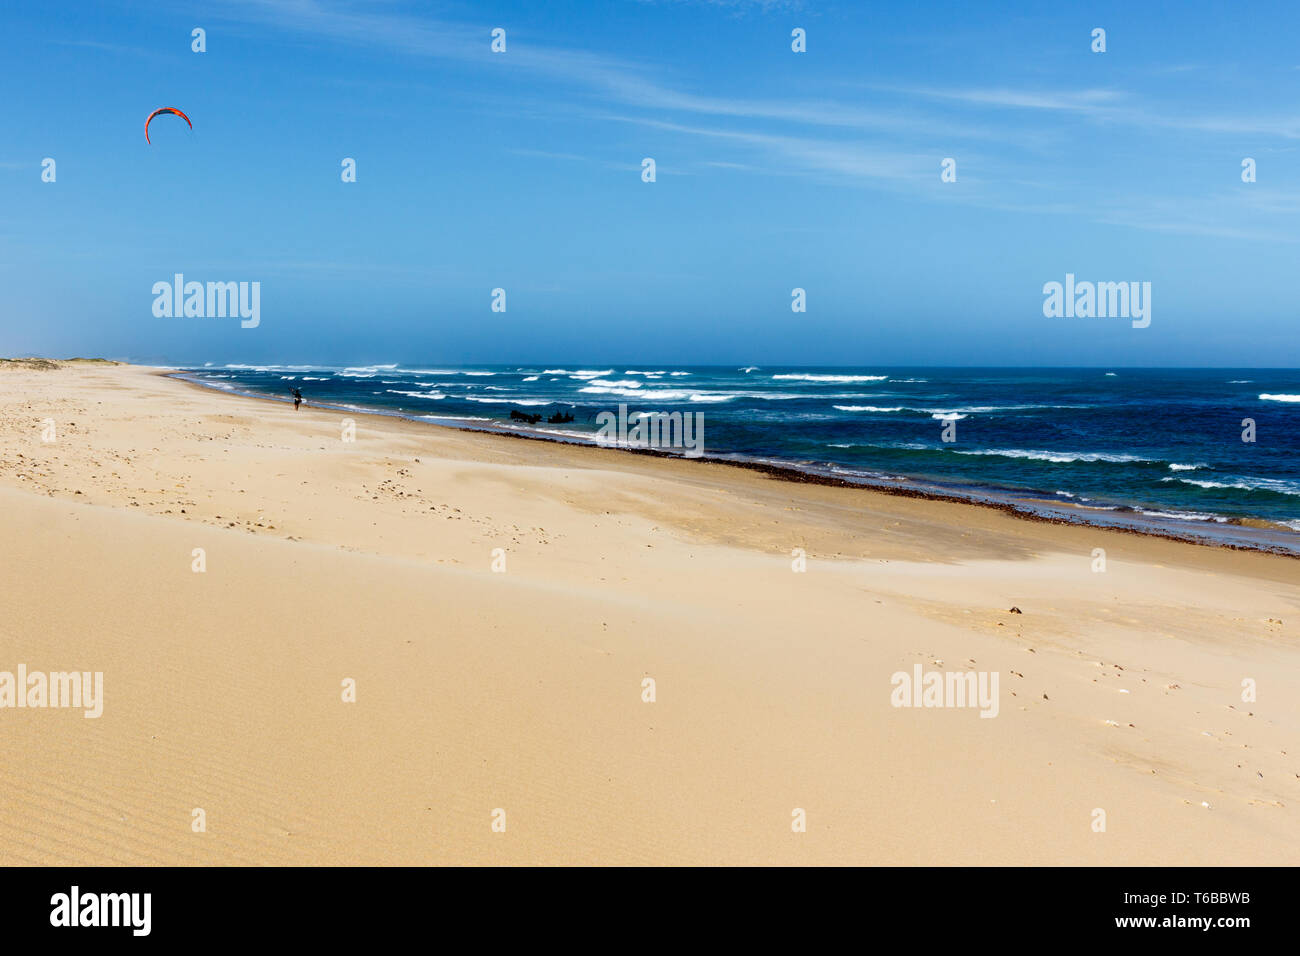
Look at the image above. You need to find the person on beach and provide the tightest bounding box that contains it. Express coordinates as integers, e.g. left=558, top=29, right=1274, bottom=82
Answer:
left=291, top=387, right=303, bottom=411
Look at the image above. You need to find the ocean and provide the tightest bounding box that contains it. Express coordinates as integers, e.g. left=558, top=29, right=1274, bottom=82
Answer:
left=178, top=365, right=1300, bottom=554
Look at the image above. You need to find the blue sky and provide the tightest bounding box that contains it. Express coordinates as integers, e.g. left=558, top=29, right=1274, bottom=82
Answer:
left=3, top=0, right=1299, bottom=366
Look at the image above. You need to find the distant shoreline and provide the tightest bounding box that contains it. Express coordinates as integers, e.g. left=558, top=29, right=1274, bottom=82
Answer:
left=165, top=368, right=1300, bottom=558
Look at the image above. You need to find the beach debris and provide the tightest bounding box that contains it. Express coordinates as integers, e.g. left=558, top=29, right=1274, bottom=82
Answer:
left=1008, top=606, right=1022, bottom=614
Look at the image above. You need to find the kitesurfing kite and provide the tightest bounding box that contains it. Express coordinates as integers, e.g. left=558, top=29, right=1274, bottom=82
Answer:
left=144, top=107, right=192, bottom=144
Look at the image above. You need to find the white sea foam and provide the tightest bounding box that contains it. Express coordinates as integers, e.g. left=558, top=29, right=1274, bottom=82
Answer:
left=580, top=385, right=664, bottom=398
left=530, top=427, right=590, bottom=439
left=832, top=403, right=1078, bottom=415
left=1162, top=476, right=1300, bottom=496
left=462, top=396, right=549, bottom=405
left=827, top=465, right=908, bottom=481
left=936, top=405, right=1083, bottom=413
left=1139, top=510, right=1229, bottom=523
left=578, top=385, right=736, bottom=402
left=954, top=449, right=1155, bottom=464
left=587, top=379, right=644, bottom=389
left=544, top=368, right=612, bottom=378
left=772, top=373, right=888, bottom=383
left=223, top=363, right=318, bottom=372
left=385, top=390, right=446, bottom=400
left=1260, top=393, right=1300, bottom=402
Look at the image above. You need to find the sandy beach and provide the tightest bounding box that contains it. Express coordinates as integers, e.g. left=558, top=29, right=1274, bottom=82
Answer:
left=0, top=360, right=1296, bottom=866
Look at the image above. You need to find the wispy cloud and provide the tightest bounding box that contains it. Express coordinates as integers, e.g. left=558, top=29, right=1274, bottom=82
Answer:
left=602, top=114, right=931, bottom=184
left=214, top=0, right=1300, bottom=241
left=879, top=85, right=1126, bottom=114
left=880, top=81, right=1300, bottom=141
left=220, top=1, right=979, bottom=139
left=51, top=38, right=162, bottom=58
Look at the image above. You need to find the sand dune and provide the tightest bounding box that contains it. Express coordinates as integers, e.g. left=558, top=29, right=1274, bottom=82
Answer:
left=0, top=362, right=1296, bottom=865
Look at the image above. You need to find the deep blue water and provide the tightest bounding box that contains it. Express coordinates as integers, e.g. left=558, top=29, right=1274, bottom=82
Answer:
left=180, top=365, right=1300, bottom=547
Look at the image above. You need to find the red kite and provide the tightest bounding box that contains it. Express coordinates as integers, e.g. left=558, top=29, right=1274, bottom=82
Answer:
left=145, top=107, right=192, bottom=144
